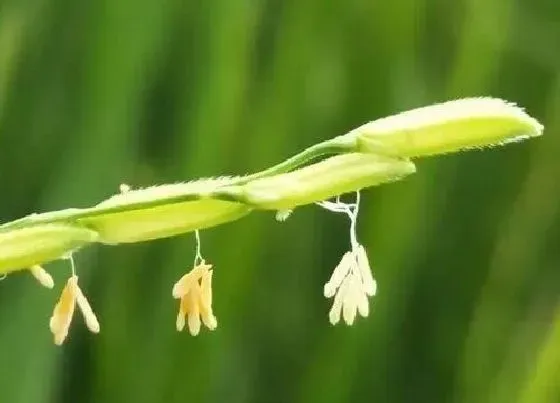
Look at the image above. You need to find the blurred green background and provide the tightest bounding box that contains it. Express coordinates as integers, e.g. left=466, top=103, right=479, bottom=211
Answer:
left=0, top=0, right=559, bottom=402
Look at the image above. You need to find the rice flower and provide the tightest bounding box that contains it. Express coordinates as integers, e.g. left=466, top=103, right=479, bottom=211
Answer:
left=324, top=244, right=377, bottom=325
left=49, top=275, right=100, bottom=345
left=173, top=261, right=218, bottom=335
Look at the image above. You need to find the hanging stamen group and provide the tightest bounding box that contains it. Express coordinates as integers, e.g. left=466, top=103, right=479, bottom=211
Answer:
left=318, top=192, right=377, bottom=325
left=172, top=230, right=218, bottom=336
left=49, top=256, right=100, bottom=345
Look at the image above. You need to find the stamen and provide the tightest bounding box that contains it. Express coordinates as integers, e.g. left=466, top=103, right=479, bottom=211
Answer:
left=329, top=276, right=350, bottom=325
left=356, top=245, right=376, bottom=296
left=187, top=288, right=201, bottom=336
left=75, top=285, right=100, bottom=333
left=176, top=298, right=187, bottom=331
left=199, top=269, right=217, bottom=329
left=357, top=289, right=369, bottom=317
left=30, top=265, right=54, bottom=288
left=324, top=251, right=352, bottom=297
left=342, top=274, right=359, bottom=325
left=49, top=276, right=78, bottom=345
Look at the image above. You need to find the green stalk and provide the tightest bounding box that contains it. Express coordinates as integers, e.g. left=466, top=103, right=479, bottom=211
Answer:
left=0, top=97, right=543, bottom=274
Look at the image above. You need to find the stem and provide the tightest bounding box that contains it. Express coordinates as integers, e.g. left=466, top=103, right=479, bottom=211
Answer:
left=232, top=135, right=356, bottom=185
left=0, top=136, right=357, bottom=232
